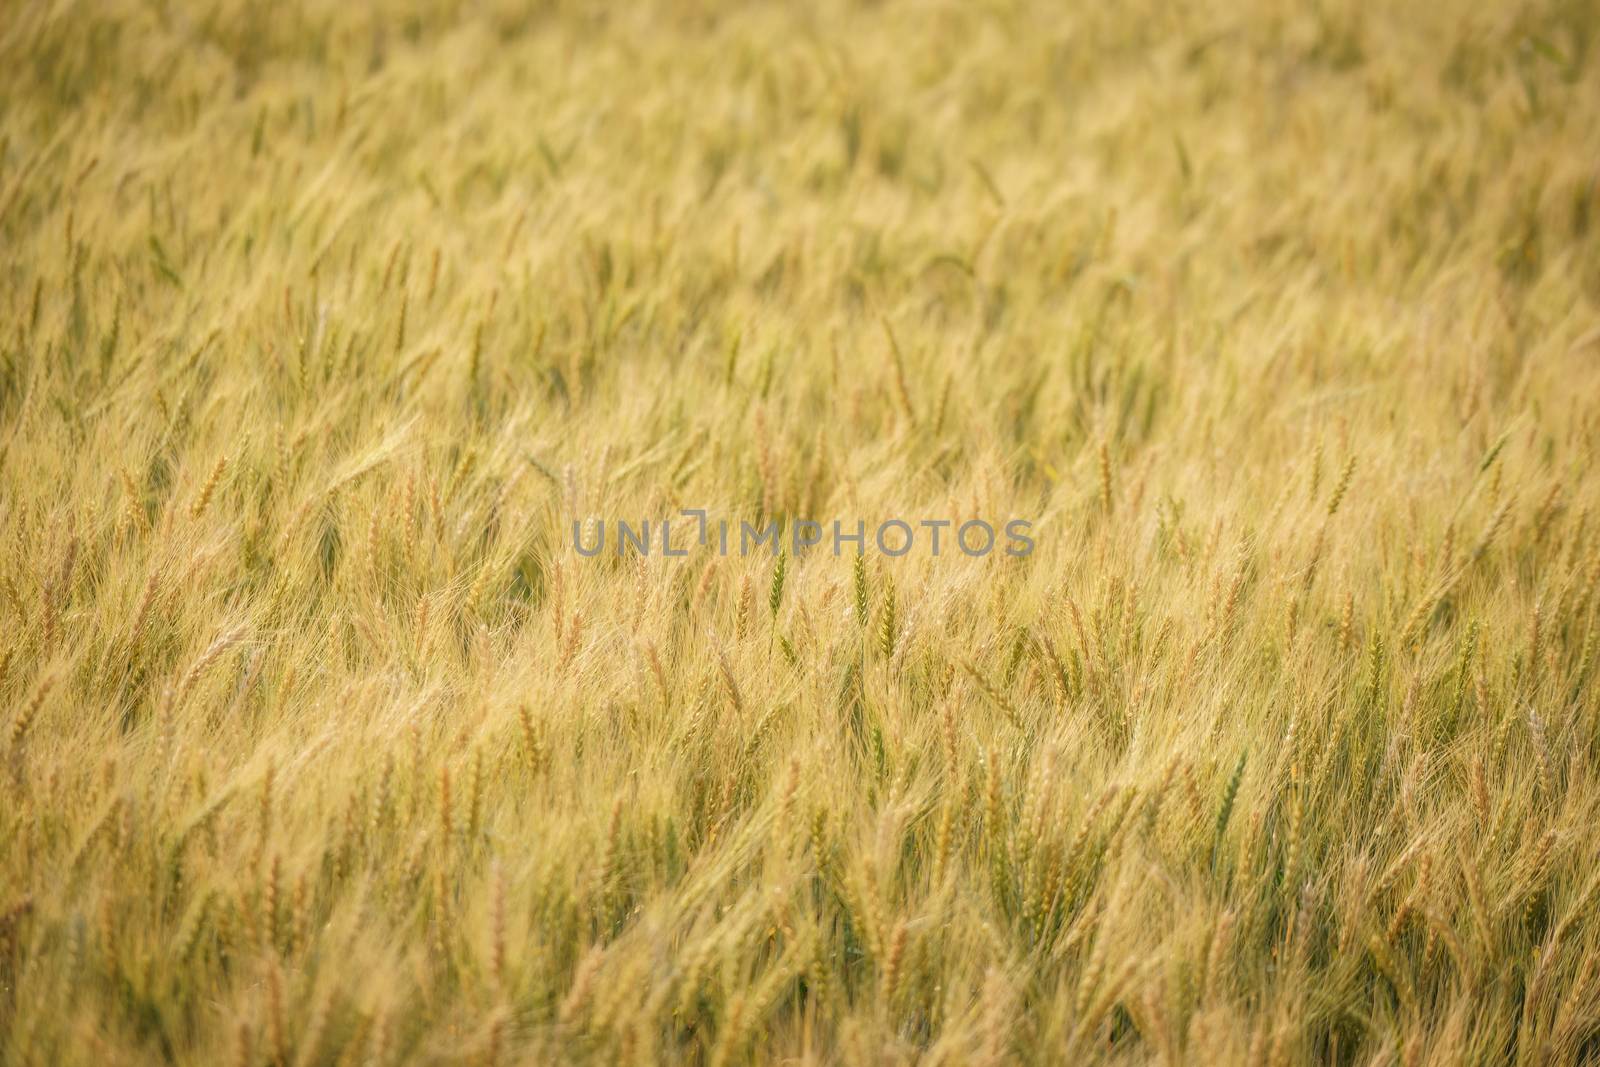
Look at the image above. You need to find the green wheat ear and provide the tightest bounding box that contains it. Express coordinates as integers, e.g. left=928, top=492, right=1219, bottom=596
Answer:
left=877, top=574, right=897, bottom=659
left=1211, top=754, right=1247, bottom=871
left=769, top=550, right=786, bottom=619
left=853, top=554, right=869, bottom=628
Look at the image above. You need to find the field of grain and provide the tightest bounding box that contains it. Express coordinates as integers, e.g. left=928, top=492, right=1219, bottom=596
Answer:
left=3, top=1, right=1600, bottom=1063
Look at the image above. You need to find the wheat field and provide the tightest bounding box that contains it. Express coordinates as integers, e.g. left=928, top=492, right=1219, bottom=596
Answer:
left=3, top=0, right=1600, bottom=1063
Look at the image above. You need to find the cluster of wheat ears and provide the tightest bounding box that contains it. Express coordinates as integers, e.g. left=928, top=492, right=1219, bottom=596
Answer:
left=3, top=0, right=1600, bottom=1063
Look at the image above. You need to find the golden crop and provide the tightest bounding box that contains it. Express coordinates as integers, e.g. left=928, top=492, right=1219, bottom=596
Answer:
left=2, top=0, right=1599, bottom=1063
